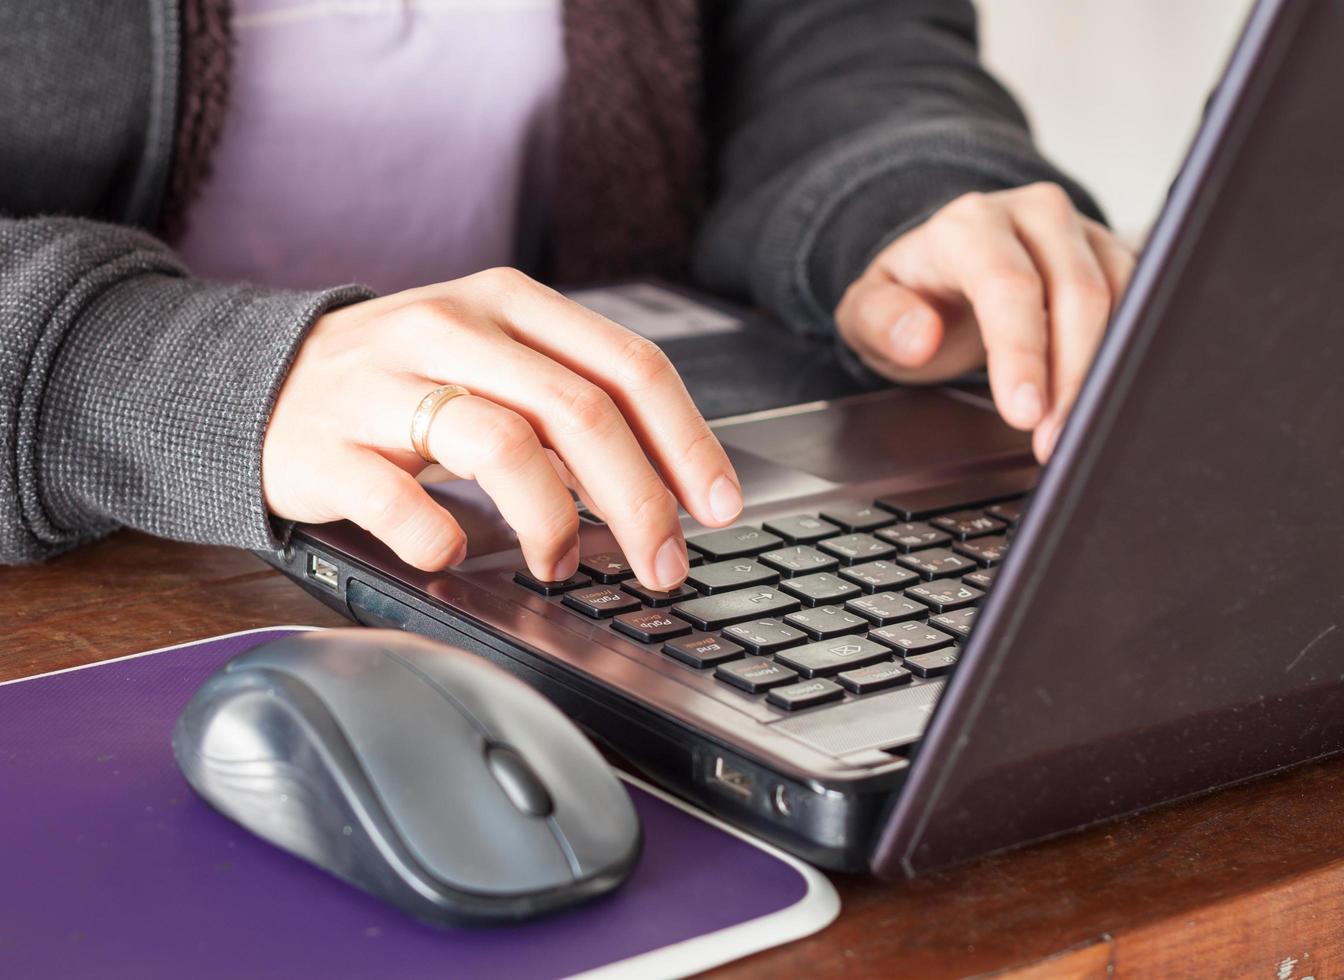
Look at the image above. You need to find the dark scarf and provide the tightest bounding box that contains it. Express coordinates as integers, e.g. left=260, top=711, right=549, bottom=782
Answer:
left=160, top=0, right=706, bottom=285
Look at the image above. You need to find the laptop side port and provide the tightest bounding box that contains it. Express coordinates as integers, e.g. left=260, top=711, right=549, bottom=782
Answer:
left=711, top=756, right=754, bottom=800
left=306, top=554, right=339, bottom=591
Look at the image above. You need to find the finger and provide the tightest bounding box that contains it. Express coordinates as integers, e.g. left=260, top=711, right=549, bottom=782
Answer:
left=465, top=268, right=742, bottom=529
left=546, top=449, right=604, bottom=521
left=887, top=195, right=1050, bottom=430
left=835, top=274, right=945, bottom=371
left=1083, top=220, right=1138, bottom=299
left=331, top=447, right=468, bottom=571
left=1008, top=186, right=1114, bottom=461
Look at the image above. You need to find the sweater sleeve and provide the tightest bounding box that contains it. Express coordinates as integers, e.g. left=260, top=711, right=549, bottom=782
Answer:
left=694, top=0, right=1104, bottom=338
left=0, top=216, right=373, bottom=565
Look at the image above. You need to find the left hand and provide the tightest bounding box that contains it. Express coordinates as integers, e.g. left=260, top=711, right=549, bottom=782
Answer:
left=834, top=182, right=1136, bottom=462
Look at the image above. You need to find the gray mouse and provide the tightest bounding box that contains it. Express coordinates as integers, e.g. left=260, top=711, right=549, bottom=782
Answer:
left=172, top=629, right=641, bottom=925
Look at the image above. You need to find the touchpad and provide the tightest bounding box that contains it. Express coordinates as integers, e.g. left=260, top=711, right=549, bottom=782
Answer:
left=712, top=387, right=1031, bottom=485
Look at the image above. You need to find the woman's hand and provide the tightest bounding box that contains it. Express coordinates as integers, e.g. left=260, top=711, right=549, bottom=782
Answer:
left=262, top=268, right=743, bottom=590
left=835, top=182, right=1137, bottom=461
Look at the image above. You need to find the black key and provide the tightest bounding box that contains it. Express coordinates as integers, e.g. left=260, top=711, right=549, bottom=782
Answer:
left=953, top=535, right=1010, bottom=567
left=686, top=526, right=782, bottom=560
left=875, top=485, right=1022, bottom=521
left=578, top=551, right=633, bottom=583
left=838, top=661, right=913, bottom=694
left=622, top=581, right=697, bottom=607
left=963, top=568, right=999, bottom=590
left=715, top=657, right=799, bottom=693
left=874, top=521, right=952, bottom=553
left=779, top=572, right=862, bottom=608
left=904, top=646, right=961, bottom=677
left=723, top=618, right=809, bottom=655
left=784, top=605, right=869, bottom=640
left=818, top=500, right=894, bottom=532
left=672, top=587, right=800, bottom=630
left=845, top=592, right=927, bottom=625
left=905, top=581, right=984, bottom=613
left=612, top=609, right=691, bottom=643
left=662, top=633, right=745, bottom=669
left=687, top=559, right=780, bottom=595
left=897, top=548, right=978, bottom=580
left=839, top=560, right=919, bottom=594
left=930, top=608, right=979, bottom=640
left=513, top=570, right=591, bottom=596
left=762, top=514, right=842, bottom=544
left=869, top=621, right=955, bottom=654
left=986, top=498, right=1027, bottom=526
left=817, top=533, right=897, bottom=566
left=758, top=545, right=839, bottom=578
left=776, top=637, right=891, bottom=678
left=562, top=584, right=642, bottom=618
left=767, top=678, right=845, bottom=711
left=930, top=510, right=1007, bottom=540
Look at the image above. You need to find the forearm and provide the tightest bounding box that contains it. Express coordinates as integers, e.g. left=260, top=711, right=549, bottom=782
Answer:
left=0, top=216, right=371, bottom=564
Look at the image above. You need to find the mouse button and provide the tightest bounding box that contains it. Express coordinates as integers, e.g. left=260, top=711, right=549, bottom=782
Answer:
left=485, top=745, right=553, bottom=817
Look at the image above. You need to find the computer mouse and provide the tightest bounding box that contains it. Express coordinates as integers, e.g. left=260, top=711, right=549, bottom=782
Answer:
left=172, top=629, right=642, bottom=925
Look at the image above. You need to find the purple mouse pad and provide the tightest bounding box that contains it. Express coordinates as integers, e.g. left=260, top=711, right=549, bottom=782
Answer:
left=0, top=628, right=837, bottom=979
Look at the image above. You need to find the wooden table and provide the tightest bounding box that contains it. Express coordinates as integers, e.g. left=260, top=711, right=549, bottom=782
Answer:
left=6, top=531, right=1344, bottom=978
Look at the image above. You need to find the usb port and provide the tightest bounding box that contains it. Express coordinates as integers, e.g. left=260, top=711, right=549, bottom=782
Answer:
left=306, top=554, right=339, bottom=591
left=711, top=757, right=753, bottom=800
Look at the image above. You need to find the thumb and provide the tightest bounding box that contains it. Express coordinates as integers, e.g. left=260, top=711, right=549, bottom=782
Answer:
left=837, top=275, right=945, bottom=371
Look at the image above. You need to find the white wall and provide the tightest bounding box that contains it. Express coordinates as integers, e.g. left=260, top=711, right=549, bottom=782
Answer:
left=977, top=0, right=1255, bottom=240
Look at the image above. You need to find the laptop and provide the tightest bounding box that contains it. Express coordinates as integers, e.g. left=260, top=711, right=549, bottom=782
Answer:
left=264, top=0, right=1344, bottom=877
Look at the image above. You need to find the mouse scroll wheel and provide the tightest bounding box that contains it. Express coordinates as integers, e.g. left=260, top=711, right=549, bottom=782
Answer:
left=485, top=744, right=554, bottom=818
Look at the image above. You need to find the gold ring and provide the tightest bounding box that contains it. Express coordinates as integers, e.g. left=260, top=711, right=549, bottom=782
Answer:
left=410, top=384, right=471, bottom=462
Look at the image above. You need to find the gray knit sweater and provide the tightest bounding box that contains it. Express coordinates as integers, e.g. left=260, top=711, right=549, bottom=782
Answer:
left=0, top=0, right=1098, bottom=565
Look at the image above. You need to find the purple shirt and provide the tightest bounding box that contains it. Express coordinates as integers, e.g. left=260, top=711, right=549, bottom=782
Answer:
left=178, top=0, right=565, bottom=295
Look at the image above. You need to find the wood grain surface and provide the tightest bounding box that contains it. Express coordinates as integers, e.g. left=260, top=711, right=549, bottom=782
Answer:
left=5, top=531, right=1344, bottom=978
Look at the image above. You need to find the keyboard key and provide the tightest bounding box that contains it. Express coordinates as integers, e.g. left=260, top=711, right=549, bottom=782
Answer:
left=818, top=533, right=897, bottom=566
left=904, top=646, right=960, bottom=677
left=779, top=572, right=862, bottom=607
left=686, top=526, right=782, bottom=560
left=875, top=485, right=1022, bottom=521
left=715, top=658, right=799, bottom=693
left=758, top=545, right=839, bottom=578
left=838, top=661, right=912, bottom=694
left=578, top=551, right=633, bottom=583
left=723, top=618, right=809, bottom=655
left=513, top=570, right=592, bottom=596
left=963, top=568, right=999, bottom=590
left=662, top=633, right=745, bottom=669
left=562, top=584, right=642, bottom=618
left=953, top=535, right=1010, bottom=567
left=930, top=608, right=979, bottom=640
left=672, top=588, right=801, bottom=630
left=776, top=637, right=891, bottom=678
left=767, top=678, right=845, bottom=711
left=905, top=581, right=984, bottom=613
left=986, top=498, right=1027, bottom=526
left=687, top=559, right=779, bottom=595
left=622, top=581, right=697, bottom=606
left=897, top=548, right=978, bottom=580
left=818, top=500, right=894, bottom=532
left=612, top=609, right=691, bottom=643
left=930, top=510, right=1007, bottom=540
left=763, top=514, right=842, bottom=544
left=874, top=521, right=952, bottom=553
left=839, top=560, right=919, bottom=594
left=784, top=605, right=869, bottom=640
left=869, top=621, right=955, bottom=654
left=845, top=592, right=927, bottom=625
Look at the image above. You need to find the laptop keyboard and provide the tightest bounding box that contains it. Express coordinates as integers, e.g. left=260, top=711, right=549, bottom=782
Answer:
left=512, top=492, right=1025, bottom=732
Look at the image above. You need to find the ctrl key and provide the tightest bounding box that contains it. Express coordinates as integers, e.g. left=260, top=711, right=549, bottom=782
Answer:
left=715, top=658, right=798, bottom=694
left=767, top=678, right=845, bottom=711
left=838, top=661, right=912, bottom=694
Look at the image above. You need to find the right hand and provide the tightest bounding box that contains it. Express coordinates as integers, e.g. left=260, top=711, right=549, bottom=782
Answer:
left=262, top=268, right=744, bottom=590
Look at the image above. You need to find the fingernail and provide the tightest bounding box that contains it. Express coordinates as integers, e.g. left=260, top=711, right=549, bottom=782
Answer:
left=888, top=312, right=927, bottom=363
left=708, top=474, right=743, bottom=524
left=653, top=536, right=689, bottom=590
left=1010, top=382, right=1044, bottom=428
left=550, top=541, right=579, bottom=582
left=447, top=540, right=469, bottom=567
